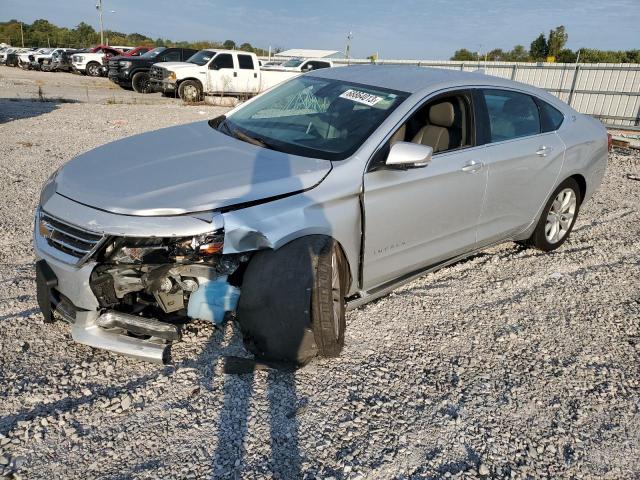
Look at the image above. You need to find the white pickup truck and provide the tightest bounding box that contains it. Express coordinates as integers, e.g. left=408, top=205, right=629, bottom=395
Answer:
left=149, top=49, right=332, bottom=102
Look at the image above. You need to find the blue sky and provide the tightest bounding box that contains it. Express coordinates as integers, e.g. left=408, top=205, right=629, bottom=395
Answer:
left=3, top=0, right=639, bottom=58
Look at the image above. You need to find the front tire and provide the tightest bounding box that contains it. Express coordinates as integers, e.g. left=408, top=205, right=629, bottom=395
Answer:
left=525, top=178, right=581, bottom=251
left=131, top=72, right=151, bottom=93
left=178, top=80, right=203, bottom=102
left=86, top=62, right=101, bottom=77
left=237, top=236, right=348, bottom=365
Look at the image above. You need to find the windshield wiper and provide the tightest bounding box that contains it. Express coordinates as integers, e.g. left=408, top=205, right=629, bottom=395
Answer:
left=210, top=115, right=278, bottom=151
left=231, top=128, right=267, bottom=148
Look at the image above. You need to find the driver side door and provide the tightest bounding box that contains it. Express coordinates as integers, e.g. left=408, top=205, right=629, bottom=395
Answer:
left=362, top=90, right=488, bottom=289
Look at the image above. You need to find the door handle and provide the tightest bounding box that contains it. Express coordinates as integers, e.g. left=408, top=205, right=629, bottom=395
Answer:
left=233, top=71, right=238, bottom=77
left=461, top=160, right=483, bottom=173
left=536, top=145, right=553, bottom=157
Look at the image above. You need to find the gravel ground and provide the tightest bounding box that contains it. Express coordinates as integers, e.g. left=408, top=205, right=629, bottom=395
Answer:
left=0, top=72, right=639, bottom=479
left=0, top=65, right=175, bottom=104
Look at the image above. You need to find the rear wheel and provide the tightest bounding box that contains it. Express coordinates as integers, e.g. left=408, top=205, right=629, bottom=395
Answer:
left=131, top=72, right=152, bottom=93
left=86, top=62, right=101, bottom=77
left=178, top=80, right=203, bottom=102
left=524, top=178, right=581, bottom=251
left=237, top=236, right=348, bottom=365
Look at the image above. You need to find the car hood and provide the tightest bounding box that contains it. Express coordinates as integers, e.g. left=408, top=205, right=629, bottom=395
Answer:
left=54, top=120, right=332, bottom=216
left=153, top=61, right=196, bottom=70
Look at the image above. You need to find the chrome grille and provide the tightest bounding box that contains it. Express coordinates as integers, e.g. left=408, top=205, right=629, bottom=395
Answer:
left=149, top=66, right=166, bottom=81
left=38, top=211, right=105, bottom=264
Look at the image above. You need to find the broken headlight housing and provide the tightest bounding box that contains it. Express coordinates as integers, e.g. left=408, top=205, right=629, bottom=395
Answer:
left=104, top=230, right=225, bottom=264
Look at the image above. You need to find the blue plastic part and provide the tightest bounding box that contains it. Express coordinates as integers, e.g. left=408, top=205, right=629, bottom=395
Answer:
left=187, top=276, right=241, bottom=325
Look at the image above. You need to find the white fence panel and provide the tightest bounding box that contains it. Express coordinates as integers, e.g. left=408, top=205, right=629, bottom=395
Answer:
left=263, top=56, right=640, bottom=129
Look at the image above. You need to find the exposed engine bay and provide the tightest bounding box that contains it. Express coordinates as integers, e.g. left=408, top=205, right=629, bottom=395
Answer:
left=87, top=230, right=248, bottom=343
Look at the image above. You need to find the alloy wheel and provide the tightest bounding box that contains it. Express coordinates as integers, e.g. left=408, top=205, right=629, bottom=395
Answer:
left=545, top=188, right=577, bottom=243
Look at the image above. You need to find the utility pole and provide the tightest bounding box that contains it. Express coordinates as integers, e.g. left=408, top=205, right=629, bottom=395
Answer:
left=20, top=21, right=24, bottom=47
left=345, top=31, right=353, bottom=65
left=96, top=0, right=104, bottom=45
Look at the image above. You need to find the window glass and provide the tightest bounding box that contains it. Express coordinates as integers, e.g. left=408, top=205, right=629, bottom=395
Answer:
left=213, top=53, right=234, bottom=69
left=538, top=101, right=564, bottom=132
left=483, top=89, right=540, bottom=142
left=141, top=47, right=166, bottom=58
left=161, top=50, right=181, bottom=62
left=238, top=54, right=254, bottom=70
left=187, top=50, right=215, bottom=66
left=224, top=76, right=409, bottom=160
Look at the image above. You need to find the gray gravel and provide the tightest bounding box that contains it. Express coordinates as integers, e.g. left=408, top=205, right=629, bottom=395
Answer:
left=1, top=68, right=639, bottom=479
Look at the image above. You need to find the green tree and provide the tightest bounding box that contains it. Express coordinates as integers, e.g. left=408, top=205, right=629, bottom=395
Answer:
left=239, top=42, right=253, bottom=52
left=222, top=39, right=236, bottom=50
left=530, top=33, right=548, bottom=61
left=486, top=48, right=507, bottom=61
left=547, top=25, right=568, bottom=58
left=507, top=45, right=530, bottom=62
left=556, top=48, right=577, bottom=63
left=450, top=48, right=476, bottom=61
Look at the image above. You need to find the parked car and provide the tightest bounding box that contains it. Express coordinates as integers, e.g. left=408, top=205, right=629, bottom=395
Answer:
left=72, top=45, right=123, bottom=76
left=108, top=47, right=196, bottom=93
left=29, top=48, right=74, bottom=70
left=0, top=46, right=14, bottom=64
left=33, top=66, right=607, bottom=365
left=149, top=49, right=305, bottom=101
left=18, top=48, right=48, bottom=69
left=41, top=49, right=78, bottom=72
left=272, top=57, right=333, bottom=72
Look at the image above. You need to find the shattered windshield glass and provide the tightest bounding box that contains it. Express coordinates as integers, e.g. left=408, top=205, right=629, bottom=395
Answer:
left=223, top=76, right=409, bottom=160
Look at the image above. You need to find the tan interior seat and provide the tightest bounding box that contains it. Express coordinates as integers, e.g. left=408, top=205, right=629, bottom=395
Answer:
left=411, top=102, right=455, bottom=152
left=389, top=124, right=406, bottom=147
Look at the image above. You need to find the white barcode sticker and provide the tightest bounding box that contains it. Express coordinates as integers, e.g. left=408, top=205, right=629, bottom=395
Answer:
left=339, top=89, right=383, bottom=106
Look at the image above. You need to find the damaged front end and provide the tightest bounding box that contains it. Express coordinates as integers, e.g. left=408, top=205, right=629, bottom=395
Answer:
left=35, top=208, right=248, bottom=364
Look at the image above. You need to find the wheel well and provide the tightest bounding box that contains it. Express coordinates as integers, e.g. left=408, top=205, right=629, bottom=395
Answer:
left=178, top=78, right=203, bottom=89
left=570, top=174, right=587, bottom=202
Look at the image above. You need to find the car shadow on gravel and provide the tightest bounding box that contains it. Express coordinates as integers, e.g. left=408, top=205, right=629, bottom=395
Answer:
left=0, top=98, right=79, bottom=123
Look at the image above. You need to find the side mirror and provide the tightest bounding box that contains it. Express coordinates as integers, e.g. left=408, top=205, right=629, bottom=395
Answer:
left=385, top=141, right=433, bottom=169
left=209, top=62, right=219, bottom=70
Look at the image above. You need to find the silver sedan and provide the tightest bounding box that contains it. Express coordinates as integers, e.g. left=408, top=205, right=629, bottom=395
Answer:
left=34, top=65, right=608, bottom=365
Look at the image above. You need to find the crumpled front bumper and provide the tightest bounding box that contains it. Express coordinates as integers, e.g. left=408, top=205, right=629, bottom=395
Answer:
left=34, top=247, right=171, bottom=364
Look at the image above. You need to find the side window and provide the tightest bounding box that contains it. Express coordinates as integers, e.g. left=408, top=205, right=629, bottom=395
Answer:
left=483, top=89, right=540, bottom=142
left=370, top=91, right=474, bottom=170
left=161, top=50, right=181, bottom=62
left=238, top=54, right=254, bottom=70
left=537, top=100, right=564, bottom=132
left=212, top=53, right=234, bottom=70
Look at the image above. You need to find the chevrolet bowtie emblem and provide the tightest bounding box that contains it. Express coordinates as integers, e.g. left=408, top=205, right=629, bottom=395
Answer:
left=39, top=219, right=55, bottom=239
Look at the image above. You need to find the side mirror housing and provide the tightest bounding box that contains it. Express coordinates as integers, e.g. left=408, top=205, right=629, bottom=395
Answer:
left=385, top=141, right=433, bottom=169
left=209, top=62, right=219, bottom=70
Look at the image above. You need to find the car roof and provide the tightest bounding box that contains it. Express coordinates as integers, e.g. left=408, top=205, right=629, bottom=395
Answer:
left=308, top=64, right=526, bottom=95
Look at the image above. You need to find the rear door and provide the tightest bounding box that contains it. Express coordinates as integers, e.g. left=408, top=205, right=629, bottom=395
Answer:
left=235, top=53, right=259, bottom=94
left=475, top=88, right=565, bottom=244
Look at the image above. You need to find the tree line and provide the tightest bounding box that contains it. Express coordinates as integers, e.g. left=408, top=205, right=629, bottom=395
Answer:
left=451, top=26, right=640, bottom=63
left=0, top=19, right=272, bottom=56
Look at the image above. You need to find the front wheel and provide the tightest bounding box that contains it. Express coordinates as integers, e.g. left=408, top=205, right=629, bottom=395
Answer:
left=86, top=62, right=102, bottom=77
left=178, top=80, right=203, bottom=102
left=524, top=178, right=581, bottom=251
left=237, top=236, right=349, bottom=365
left=131, top=72, right=152, bottom=93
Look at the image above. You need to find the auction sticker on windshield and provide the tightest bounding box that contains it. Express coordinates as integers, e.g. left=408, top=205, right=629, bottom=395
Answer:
left=339, top=89, right=383, bottom=106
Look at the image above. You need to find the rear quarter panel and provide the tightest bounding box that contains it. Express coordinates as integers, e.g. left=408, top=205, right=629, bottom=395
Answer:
left=557, top=113, right=608, bottom=203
